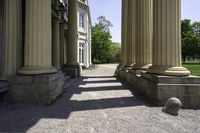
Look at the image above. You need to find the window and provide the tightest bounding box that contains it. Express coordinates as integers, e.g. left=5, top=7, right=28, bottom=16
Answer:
left=79, top=12, right=85, bottom=28
left=79, top=43, right=84, bottom=63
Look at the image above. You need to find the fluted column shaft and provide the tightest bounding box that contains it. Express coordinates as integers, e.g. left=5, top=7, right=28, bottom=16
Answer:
left=67, top=0, right=78, bottom=65
left=125, top=0, right=136, bottom=68
left=52, top=19, right=60, bottom=69
left=60, top=23, right=65, bottom=67
left=120, top=0, right=127, bottom=66
left=148, top=0, right=190, bottom=76
left=133, top=0, right=152, bottom=70
left=1, top=0, right=22, bottom=80
left=18, top=0, right=56, bottom=75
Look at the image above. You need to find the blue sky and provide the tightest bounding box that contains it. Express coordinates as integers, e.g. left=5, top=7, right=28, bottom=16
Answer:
left=89, top=0, right=200, bottom=43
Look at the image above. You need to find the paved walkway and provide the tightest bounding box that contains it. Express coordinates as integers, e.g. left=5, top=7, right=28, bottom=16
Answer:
left=0, top=64, right=200, bottom=133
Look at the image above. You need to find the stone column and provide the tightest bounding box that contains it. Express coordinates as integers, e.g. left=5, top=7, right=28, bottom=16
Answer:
left=64, top=30, right=68, bottom=64
left=0, top=0, right=4, bottom=77
left=1, top=0, right=22, bottom=80
left=148, top=0, right=190, bottom=76
left=119, top=0, right=127, bottom=67
left=125, top=0, right=136, bottom=68
left=133, top=0, right=153, bottom=70
left=18, top=0, right=57, bottom=75
left=67, top=0, right=78, bottom=65
left=60, top=23, right=65, bottom=67
left=52, top=19, right=60, bottom=69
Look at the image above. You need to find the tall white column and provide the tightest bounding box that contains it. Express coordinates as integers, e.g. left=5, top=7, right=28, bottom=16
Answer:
left=67, top=0, right=78, bottom=65
left=52, top=19, right=60, bottom=69
left=125, top=0, right=136, bottom=68
left=18, top=0, right=56, bottom=75
left=60, top=23, right=65, bottom=67
left=64, top=30, right=68, bottom=64
left=1, top=0, right=22, bottom=80
left=120, top=0, right=127, bottom=67
left=133, top=0, right=153, bottom=70
left=148, top=0, right=190, bottom=76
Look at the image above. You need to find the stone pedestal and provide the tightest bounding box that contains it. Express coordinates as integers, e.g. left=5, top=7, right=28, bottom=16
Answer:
left=8, top=72, right=64, bottom=104
left=62, top=64, right=82, bottom=78
left=117, top=69, right=200, bottom=109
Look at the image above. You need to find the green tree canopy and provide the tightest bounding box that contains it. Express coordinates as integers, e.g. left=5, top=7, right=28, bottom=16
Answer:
left=91, top=16, right=115, bottom=63
left=181, top=19, right=199, bottom=63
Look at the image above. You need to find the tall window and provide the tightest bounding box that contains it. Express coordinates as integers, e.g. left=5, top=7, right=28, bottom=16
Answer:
left=79, top=43, right=84, bottom=63
left=79, top=12, right=84, bottom=28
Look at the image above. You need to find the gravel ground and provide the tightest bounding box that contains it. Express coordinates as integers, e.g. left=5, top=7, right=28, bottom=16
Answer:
left=0, top=64, right=200, bottom=133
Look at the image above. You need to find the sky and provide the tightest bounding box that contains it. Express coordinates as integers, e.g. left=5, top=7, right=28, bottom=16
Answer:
left=89, top=0, right=200, bottom=43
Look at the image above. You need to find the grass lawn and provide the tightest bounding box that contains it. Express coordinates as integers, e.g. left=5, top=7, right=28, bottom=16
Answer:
left=183, top=63, right=200, bottom=76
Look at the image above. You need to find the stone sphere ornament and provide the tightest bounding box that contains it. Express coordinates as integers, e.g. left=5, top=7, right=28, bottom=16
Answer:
left=162, top=97, right=182, bottom=116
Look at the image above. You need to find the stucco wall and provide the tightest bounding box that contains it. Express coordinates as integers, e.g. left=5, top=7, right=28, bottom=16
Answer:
left=0, top=0, right=4, bottom=76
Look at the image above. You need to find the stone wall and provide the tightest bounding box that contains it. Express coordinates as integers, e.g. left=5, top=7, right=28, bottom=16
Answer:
left=117, top=69, right=200, bottom=109
left=0, top=0, right=4, bottom=76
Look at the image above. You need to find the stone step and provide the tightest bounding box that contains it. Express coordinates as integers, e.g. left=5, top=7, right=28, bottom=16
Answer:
left=0, top=82, right=9, bottom=93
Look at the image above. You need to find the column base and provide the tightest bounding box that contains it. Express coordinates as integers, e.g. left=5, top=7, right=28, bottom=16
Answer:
left=147, top=66, right=190, bottom=76
left=124, top=63, right=135, bottom=70
left=7, top=71, right=64, bottom=104
left=62, top=64, right=82, bottom=78
left=132, top=64, right=152, bottom=70
left=18, top=66, right=57, bottom=75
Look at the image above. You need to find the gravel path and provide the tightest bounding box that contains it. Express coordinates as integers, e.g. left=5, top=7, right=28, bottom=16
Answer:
left=0, top=64, right=200, bottom=133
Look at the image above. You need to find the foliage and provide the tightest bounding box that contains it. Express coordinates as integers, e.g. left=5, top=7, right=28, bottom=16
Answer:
left=92, top=16, right=120, bottom=63
left=107, top=42, right=121, bottom=63
left=181, top=19, right=200, bottom=63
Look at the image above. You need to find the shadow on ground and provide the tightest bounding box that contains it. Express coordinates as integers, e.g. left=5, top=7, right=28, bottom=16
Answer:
left=0, top=75, right=153, bottom=132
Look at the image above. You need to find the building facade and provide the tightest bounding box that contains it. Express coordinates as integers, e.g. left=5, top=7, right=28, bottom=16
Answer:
left=0, top=0, right=199, bottom=108
left=0, top=0, right=91, bottom=104
left=77, top=0, right=92, bottom=68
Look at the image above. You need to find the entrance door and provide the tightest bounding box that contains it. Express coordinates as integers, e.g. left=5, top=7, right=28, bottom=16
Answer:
left=0, top=0, right=4, bottom=76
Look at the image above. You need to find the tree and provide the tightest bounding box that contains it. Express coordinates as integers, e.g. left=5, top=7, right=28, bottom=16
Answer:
left=91, top=16, right=114, bottom=63
left=181, top=19, right=197, bottom=63
left=192, top=22, right=200, bottom=60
